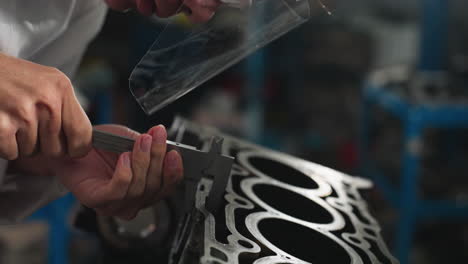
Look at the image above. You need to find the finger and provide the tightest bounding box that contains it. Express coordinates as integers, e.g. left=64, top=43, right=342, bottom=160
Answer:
left=15, top=106, right=38, bottom=157
left=62, top=84, right=92, bottom=158
left=0, top=114, right=19, bottom=160
left=37, top=104, right=64, bottom=157
left=86, top=152, right=133, bottom=208
left=136, top=0, right=155, bottom=16
left=155, top=0, right=182, bottom=17
left=184, top=0, right=220, bottom=23
left=128, top=134, right=152, bottom=200
left=158, top=150, right=183, bottom=201
left=142, top=125, right=167, bottom=206
left=16, top=126, right=37, bottom=157
left=186, top=6, right=216, bottom=23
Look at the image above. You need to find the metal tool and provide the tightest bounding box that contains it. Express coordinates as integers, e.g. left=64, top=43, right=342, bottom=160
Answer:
left=92, top=128, right=234, bottom=214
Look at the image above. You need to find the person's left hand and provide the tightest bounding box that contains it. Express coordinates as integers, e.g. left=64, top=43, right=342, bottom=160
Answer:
left=10, top=124, right=184, bottom=220
left=61, top=124, right=183, bottom=219
left=105, top=0, right=221, bottom=22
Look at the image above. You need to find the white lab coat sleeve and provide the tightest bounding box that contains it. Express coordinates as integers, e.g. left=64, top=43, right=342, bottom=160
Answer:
left=28, top=0, right=108, bottom=78
left=0, top=0, right=108, bottom=224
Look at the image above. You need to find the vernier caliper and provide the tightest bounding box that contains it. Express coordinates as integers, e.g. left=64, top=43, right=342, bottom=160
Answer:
left=92, top=129, right=234, bottom=214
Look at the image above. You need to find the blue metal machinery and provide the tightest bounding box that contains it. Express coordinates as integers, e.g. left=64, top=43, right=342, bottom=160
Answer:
left=419, top=0, right=448, bottom=71
left=29, top=194, right=75, bottom=264
left=361, top=1, right=468, bottom=263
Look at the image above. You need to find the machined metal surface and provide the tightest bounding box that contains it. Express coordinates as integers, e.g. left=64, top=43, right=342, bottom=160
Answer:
left=168, top=117, right=398, bottom=264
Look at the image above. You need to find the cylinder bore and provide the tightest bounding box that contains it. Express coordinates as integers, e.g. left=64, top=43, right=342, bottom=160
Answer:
left=253, top=184, right=333, bottom=224
left=258, top=218, right=351, bottom=264
left=248, top=156, right=318, bottom=189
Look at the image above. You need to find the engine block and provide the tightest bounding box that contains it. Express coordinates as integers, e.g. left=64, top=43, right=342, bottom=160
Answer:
left=167, top=118, right=398, bottom=264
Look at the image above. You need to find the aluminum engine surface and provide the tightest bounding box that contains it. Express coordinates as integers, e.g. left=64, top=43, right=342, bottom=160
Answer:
left=169, top=118, right=398, bottom=264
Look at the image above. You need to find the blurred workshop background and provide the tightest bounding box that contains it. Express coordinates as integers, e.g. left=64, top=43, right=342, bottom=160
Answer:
left=2, top=0, right=468, bottom=264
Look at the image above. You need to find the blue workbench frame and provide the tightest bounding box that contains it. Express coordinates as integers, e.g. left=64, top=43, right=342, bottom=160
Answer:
left=361, top=82, right=468, bottom=264
left=359, top=1, right=467, bottom=263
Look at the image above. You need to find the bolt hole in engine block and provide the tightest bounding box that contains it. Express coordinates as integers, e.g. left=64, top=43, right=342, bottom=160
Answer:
left=210, top=247, right=228, bottom=262
left=248, top=156, right=319, bottom=189
left=237, top=240, right=254, bottom=249
left=252, top=184, right=333, bottom=224
left=233, top=198, right=249, bottom=206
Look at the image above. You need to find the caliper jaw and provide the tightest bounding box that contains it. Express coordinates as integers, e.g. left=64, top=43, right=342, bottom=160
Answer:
left=203, top=137, right=234, bottom=214
left=168, top=136, right=233, bottom=215
left=167, top=137, right=234, bottom=264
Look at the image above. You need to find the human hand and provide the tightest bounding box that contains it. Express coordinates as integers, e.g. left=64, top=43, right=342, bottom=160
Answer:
left=0, top=53, right=92, bottom=160
left=105, top=0, right=221, bottom=22
left=55, top=124, right=183, bottom=220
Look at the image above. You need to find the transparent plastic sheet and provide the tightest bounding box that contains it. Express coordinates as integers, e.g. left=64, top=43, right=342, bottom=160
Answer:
left=129, top=0, right=311, bottom=115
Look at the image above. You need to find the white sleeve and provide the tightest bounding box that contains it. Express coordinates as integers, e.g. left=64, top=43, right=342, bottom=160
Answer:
left=27, top=0, right=108, bottom=78
left=0, top=159, right=68, bottom=224
left=0, top=0, right=107, bottom=224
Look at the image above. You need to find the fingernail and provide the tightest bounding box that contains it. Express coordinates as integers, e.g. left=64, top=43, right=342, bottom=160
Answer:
left=140, top=134, right=152, bottom=152
left=123, top=153, right=131, bottom=168
left=168, top=151, right=180, bottom=170
left=152, top=125, right=167, bottom=145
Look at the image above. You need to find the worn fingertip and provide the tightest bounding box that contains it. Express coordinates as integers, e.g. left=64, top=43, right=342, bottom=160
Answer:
left=149, top=125, right=167, bottom=145
left=148, top=124, right=166, bottom=135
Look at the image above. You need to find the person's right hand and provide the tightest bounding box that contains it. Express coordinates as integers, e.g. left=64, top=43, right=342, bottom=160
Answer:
left=0, top=53, right=92, bottom=160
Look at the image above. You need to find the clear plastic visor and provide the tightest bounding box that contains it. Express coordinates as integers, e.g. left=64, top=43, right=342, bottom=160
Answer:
left=129, top=0, right=311, bottom=115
